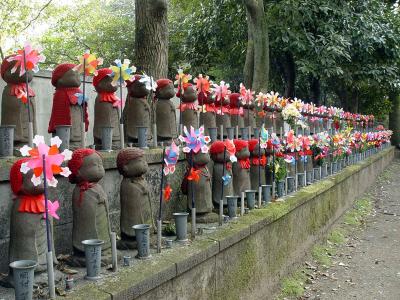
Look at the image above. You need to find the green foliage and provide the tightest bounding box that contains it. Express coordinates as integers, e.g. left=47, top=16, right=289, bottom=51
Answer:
left=279, top=270, right=307, bottom=298
left=274, top=157, right=287, bottom=182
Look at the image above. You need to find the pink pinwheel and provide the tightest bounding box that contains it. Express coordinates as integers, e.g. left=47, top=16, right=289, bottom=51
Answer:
left=164, top=141, right=179, bottom=175
left=239, top=83, right=254, bottom=104
left=19, top=135, right=72, bottom=187
left=211, top=81, right=231, bottom=101
left=179, top=126, right=211, bottom=154
left=43, top=200, right=60, bottom=220
left=224, top=139, right=237, bottom=163
left=285, top=130, right=300, bottom=152
left=7, top=42, right=45, bottom=76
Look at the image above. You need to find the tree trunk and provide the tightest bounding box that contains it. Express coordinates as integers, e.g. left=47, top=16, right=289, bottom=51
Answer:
left=283, top=52, right=295, bottom=98
left=309, top=77, right=321, bottom=105
left=389, top=92, right=400, bottom=147
left=243, top=0, right=269, bottom=92
left=135, top=0, right=168, bottom=79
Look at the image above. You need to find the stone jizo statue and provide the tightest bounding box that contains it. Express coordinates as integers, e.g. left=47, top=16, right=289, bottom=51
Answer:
left=156, top=78, right=177, bottom=142
left=232, top=139, right=251, bottom=196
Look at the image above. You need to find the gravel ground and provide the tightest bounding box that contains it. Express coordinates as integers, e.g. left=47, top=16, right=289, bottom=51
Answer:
left=293, top=158, right=400, bottom=300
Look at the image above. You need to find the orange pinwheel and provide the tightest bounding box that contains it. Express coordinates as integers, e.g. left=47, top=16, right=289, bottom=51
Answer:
left=163, top=184, right=172, bottom=202
left=187, top=168, right=201, bottom=182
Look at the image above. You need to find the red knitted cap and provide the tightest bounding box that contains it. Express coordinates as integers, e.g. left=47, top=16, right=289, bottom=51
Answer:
left=1, top=55, right=15, bottom=80
left=229, top=93, right=241, bottom=106
left=233, top=139, right=248, bottom=152
left=248, top=139, right=259, bottom=152
left=116, top=148, right=145, bottom=174
left=52, top=63, right=77, bottom=86
left=210, top=141, right=225, bottom=154
left=176, top=83, right=193, bottom=98
left=67, top=148, right=96, bottom=183
left=93, top=68, right=112, bottom=87
left=10, top=158, right=31, bottom=195
left=126, top=74, right=142, bottom=87
left=156, top=78, right=172, bottom=91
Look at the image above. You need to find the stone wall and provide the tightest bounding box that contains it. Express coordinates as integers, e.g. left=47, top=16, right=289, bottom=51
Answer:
left=63, top=147, right=394, bottom=300
left=0, top=149, right=188, bottom=273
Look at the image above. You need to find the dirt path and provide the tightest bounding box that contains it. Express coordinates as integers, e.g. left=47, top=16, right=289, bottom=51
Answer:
left=297, top=158, right=400, bottom=300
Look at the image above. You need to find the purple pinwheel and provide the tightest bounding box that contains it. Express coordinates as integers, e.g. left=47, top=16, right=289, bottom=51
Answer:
left=179, top=126, right=211, bottom=154
left=164, top=141, right=179, bottom=175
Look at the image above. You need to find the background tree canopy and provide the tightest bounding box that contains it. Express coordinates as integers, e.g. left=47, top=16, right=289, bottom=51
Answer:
left=1, top=0, right=400, bottom=120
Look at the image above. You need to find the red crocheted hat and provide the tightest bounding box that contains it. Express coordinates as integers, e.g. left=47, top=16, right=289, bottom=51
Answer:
left=156, top=78, right=172, bottom=91
left=1, top=55, right=15, bottom=80
left=10, top=158, right=31, bottom=195
left=229, top=93, right=241, bottom=107
left=52, top=63, right=76, bottom=86
left=126, top=74, right=142, bottom=87
left=176, top=83, right=193, bottom=98
left=93, top=68, right=112, bottom=87
left=67, top=148, right=96, bottom=183
left=233, top=139, right=248, bottom=152
left=117, top=148, right=145, bottom=174
left=210, top=141, right=225, bottom=154
left=248, top=139, right=259, bottom=152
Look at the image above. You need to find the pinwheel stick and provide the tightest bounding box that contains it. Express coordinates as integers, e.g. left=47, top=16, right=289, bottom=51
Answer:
left=119, top=67, right=125, bottom=149
left=157, top=147, right=166, bottom=253
left=178, top=78, right=183, bottom=136
left=219, top=146, right=226, bottom=226
left=23, top=49, right=33, bottom=146
left=81, top=59, right=86, bottom=148
left=190, top=151, right=196, bottom=239
left=272, top=140, right=276, bottom=201
left=42, top=155, right=56, bottom=298
left=257, top=130, right=262, bottom=208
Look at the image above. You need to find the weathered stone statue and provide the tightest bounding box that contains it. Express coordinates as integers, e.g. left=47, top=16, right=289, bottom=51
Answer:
left=124, top=75, right=152, bottom=143
left=181, top=152, right=217, bottom=222
left=156, top=78, right=177, bottom=141
left=178, top=84, right=198, bottom=129
left=215, top=97, right=231, bottom=137
left=8, top=159, right=57, bottom=275
left=93, top=68, right=121, bottom=148
left=248, top=139, right=267, bottom=190
left=232, top=140, right=251, bottom=195
left=1, top=56, right=36, bottom=146
left=48, top=63, right=88, bottom=149
left=243, top=102, right=256, bottom=130
left=67, top=149, right=112, bottom=266
left=229, top=93, right=244, bottom=129
left=210, top=141, right=234, bottom=205
left=199, top=92, right=216, bottom=135
left=116, top=148, right=154, bottom=249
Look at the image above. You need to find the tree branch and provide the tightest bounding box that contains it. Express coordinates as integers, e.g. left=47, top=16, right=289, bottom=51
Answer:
left=22, top=0, right=53, bottom=31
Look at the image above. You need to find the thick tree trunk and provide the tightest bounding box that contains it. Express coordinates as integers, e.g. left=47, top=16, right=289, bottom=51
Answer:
left=389, top=92, right=400, bottom=147
left=135, top=0, right=168, bottom=79
left=309, top=77, right=321, bottom=105
left=283, top=52, right=295, bottom=98
left=243, top=0, right=269, bottom=92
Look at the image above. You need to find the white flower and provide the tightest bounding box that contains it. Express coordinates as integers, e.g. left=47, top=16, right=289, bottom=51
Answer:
left=19, top=145, right=32, bottom=157
left=31, top=175, right=42, bottom=186
left=61, top=149, right=73, bottom=161
left=20, top=162, right=30, bottom=174
left=33, top=135, right=45, bottom=146
left=51, top=136, right=62, bottom=148
left=60, top=167, right=71, bottom=178
left=47, top=177, right=58, bottom=187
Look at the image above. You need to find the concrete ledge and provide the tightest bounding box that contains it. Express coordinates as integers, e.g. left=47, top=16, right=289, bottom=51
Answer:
left=64, top=147, right=394, bottom=300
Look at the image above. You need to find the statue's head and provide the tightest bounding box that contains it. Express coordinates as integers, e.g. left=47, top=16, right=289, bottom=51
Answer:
left=10, top=158, right=44, bottom=196
left=210, top=141, right=232, bottom=163
left=52, top=63, right=81, bottom=88
left=177, top=84, right=197, bottom=103
left=233, top=139, right=250, bottom=159
left=126, top=75, right=150, bottom=98
left=155, top=79, right=175, bottom=99
left=93, top=68, right=118, bottom=93
left=117, top=148, right=148, bottom=177
left=1, top=55, right=33, bottom=84
left=248, top=139, right=263, bottom=157
left=187, top=152, right=210, bottom=166
left=68, top=149, right=105, bottom=184
left=229, top=93, right=242, bottom=108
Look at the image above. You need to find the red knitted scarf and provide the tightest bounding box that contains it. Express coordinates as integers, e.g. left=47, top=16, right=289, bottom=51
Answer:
left=251, top=155, right=267, bottom=166
left=179, top=102, right=198, bottom=112
left=238, top=158, right=250, bottom=169
left=48, top=87, right=89, bottom=133
left=99, top=92, right=120, bottom=104
left=18, top=194, right=45, bottom=214
left=77, top=181, right=96, bottom=206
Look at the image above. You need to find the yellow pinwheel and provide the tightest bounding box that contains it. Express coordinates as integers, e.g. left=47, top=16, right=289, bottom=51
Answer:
left=109, top=59, right=136, bottom=87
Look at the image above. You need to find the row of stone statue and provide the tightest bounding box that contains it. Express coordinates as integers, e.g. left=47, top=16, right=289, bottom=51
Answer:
left=1, top=58, right=262, bottom=148
left=7, top=137, right=274, bottom=274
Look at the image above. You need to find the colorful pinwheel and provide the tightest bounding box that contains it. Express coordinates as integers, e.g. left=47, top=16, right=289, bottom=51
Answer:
left=174, top=68, right=192, bottom=88
left=224, top=139, right=237, bottom=163
left=139, top=74, right=158, bottom=92
left=211, top=81, right=231, bottom=101
left=193, top=74, right=211, bottom=97
left=179, top=126, right=211, bottom=154
left=7, top=42, right=45, bottom=76
left=164, top=141, right=179, bottom=175
left=260, top=125, right=269, bottom=149
left=43, top=200, right=60, bottom=220
left=239, top=83, right=254, bottom=105
left=75, top=50, right=103, bottom=76
left=74, top=93, right=89, bottom=106
left=222, top=174, right=232, bottom=186
left=19, top=135, right=72, bottom=187
left=109, top=59, right=136, bottom=86
left=187, top=168, right=201, bottom=182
